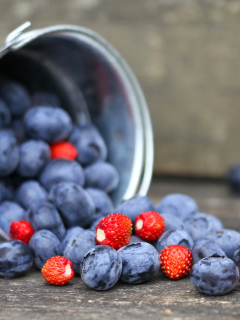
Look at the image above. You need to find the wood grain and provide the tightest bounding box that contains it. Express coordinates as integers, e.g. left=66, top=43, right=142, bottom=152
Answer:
left=1, top=179, right=240, bottom=320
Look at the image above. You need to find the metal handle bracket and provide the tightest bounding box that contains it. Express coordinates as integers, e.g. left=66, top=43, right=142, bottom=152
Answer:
left=0, top=21, right=31, bottom=57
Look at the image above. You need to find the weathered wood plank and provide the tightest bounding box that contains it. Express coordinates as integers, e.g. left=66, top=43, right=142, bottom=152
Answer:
left=0, top=179, right=240, bottom=320
left=0, top=270, right=240, bottom=320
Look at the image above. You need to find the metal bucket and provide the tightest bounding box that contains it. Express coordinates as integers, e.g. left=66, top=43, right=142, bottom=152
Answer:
left=0, top=22, right=154, bottom=206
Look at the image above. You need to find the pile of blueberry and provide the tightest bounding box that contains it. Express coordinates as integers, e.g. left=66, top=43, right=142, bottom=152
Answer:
left=0, top=78, right=240, bottom=296
left=0, top=77, right=118, bottom=274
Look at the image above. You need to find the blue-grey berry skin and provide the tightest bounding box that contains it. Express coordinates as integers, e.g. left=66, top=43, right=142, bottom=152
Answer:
left=188, top=213, right=224, bottom=242
left=29, top=229, right=63, bottom=269
left=0, top=98, right=11, bottom=128
left=89, top=215, right=105, bottom=232
left=49, top=182, right=95, bottom=228
left=86, top=188, right=114, bottom=216
left=62, top=226, right=85, bottom=250
left=227, top=162, right=240, bottom=194
left=69, top=124, right=107, bottom=166
left=15, top=180, right=48, bottom=210
left=0, top=178, right=14, bottom=201
left=191, top=256, right=239, bottom=295
left=0, top=241, right=33, bottom=279
left=63, top=229, right=96, bottom=273
left=0, top=130, right=19, bottom=177
left=24, top=106, right=72, bottom=143
left=156, top=229, right=194, bottom=254
left=0, top=80, right=31, bottom=116
left=114, top=195, right=155, bottom=224
left=118, top=242, right=160, bottom=284
left=128, top=235, right=145, bottom=244
left=156, top=193, right=199, bottom=222
left=192, top=239, right=226, bottom=264
left=17, top=140, right=50, bottom=178
left=201, top=213, right=223, bottom=230
left=206, top=229, right=240, bottom=260
left=233, top=248, right=240, bottom=269
left=160, top=213, right=185, bottom=232
left=39, top=159, right=85, bottom=191
left=84, top=161, right=119, bottom=193
left=80, top=245, right=122, bottom=291
left=0, top=201, right=26, bottom=235
left=27, top=201, right=66, bottom=241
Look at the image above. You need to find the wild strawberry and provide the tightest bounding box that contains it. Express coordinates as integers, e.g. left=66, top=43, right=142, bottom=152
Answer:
left=135, top=211, right=165, bottom=241
left=50, top=141, right=78, bottom=160
left=10, top=220, right=34, bottom=244
left=95, top=213, right=132, bottom=250
left=160, top=245, right=192, bottom=280
left=41, top=256, right=74, bottom=285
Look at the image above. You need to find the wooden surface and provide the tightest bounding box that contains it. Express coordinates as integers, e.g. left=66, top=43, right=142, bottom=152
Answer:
left=1, top=0, right=240, bottom=177
left=1, top=178, right=240, bottom=320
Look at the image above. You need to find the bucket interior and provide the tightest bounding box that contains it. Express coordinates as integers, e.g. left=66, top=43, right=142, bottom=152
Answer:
left=0, top=33, right=144, bottom=205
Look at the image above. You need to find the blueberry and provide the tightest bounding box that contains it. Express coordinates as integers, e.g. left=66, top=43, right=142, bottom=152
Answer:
left=27, top=201, right=66, bottom=241
left=188, top=213, right=224, bottom=242
left=32, top=91, right=61, bottom=107
left=233, top=247, right=240, bottom=269
left=160, top=213, right=185, bottom=232
left=17, top=140, right=50, bottom=178
left=192, top=239, right=226, bottom=264
left=114, top=195, right=155, bottom=224
left=191, top=255, right=239, bottom=295
left=197, top=213, right=223, bottom=230
left=0, top=201, right=26, bottom=235
left=0, top=240, right=33, bottom=279
left=86, top=188, right=114, bottom=216
left=128, top=235, right=145, bottom=244
left=40, top=159, right=85, bottom=191
left=0, top=98, right=11, bottom=128
left=80, top=245, right=122, bottom=291
left=29, top=229, right=63, bottom=269
left=156, top=193, right=199, bottom=222
left=0, top=79, right=31, bottom=116
left=0, top=178, right=14, bottom=201
left=69, top=124, right=107, bottom=165
left=118, top=242, right=160, bottom=284
left=49, top=182, right=95, bottom=228
left=0, top=130, right=19, bottom=176
left=227, top=163, right=240, bottom=194
left=63, top=229, right=96, bottom=273
left=15, top=180, right=48, bottom=210
left=24, top=106, right=72, bottom=143
left=62, top=226, right=85, bottom=250
left=84, top=161, right=119, bottom=193
left=156, top=229, right=194, bottom=254
left=206, top=229, right=240, bottom=260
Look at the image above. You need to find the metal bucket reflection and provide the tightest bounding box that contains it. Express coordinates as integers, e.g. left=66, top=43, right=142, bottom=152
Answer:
left=0, top=22, right=154, bottom=206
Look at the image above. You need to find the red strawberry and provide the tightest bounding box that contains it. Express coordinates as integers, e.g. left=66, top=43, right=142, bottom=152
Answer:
left=41, top=256, right=74, bottom=286
left=10, top=220, right=34, bottom=244
left=50, top=141, right=78, bottom=160
left=160, top=245, right=192, bottom=280
left=134, top=211, right=165, bottom=241
left=95, top=213, right=133, bottom=250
